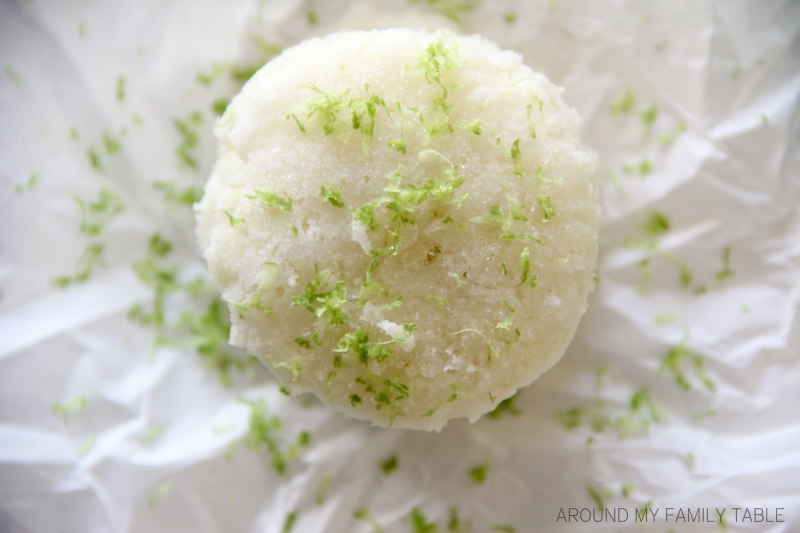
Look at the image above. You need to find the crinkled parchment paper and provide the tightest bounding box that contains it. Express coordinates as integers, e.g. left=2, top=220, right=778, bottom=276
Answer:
left=1, top=1, right=799, bottom=532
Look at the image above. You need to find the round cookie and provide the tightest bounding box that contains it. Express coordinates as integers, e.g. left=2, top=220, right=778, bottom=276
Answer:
left=196, top=29, right=599, bottom=431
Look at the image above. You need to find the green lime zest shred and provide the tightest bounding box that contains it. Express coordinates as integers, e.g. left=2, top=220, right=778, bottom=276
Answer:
left=248, top=188, right=293, bottom=213
left=334, top=323, right=417, bottom=365
left=148, top=233, right=172, bottom=257
left=51, top=244, right=105, bottom=288
left=409, top=30, right=465, bottom=99
left=455, top=119, right=482, bottom=135
left=642, top=212, right=670, bottom=235
left=282, top=511, right=296, bottom=533
left=291, top=266, right=348, bottom=326
left=319, top=183, right=345, bottom=207
left=116, top=76, right=126, bottom=103
left=102, top=132, right=121, bottom=154
left=316, top=475, right=332, bottom=505
left=510, top=138, right=523, bottom=177
left=610, top=86, right=635, bottom=115
left=154, top=181, right=203, bottom=208
left=715, top=246, right=734, bottom=283
left=470, top=198, right=541, bottom=242
left=51, top=396, right=88, bottom=422
left=179, top=299, right=253, bottom=386
left=623, top=159, right=652, bottom=176
left=240, top=397, right=305, bottom=475
left=267, top=355, right=303, bottom=382
left=518, top=247, right=538, bottom=288
left=468, top=459, right=490, bottom=485
left=75, top=189, right=125, bottom=236
left=87, top=147, right=104, bottom=172
left=228, top=261, right=278, bottom=317
left=388, top=102, right=407, bottom=154
left=211, top=98, right=229, bottom=116
left=285, top=85, right=350, bottom=138
left=173, top=111, right=203, bottom=170
left=354, top=508, right=384, bottom=533
left=539, top=195, right=554, bottom=220
left=639, top=103, right=657, bottom=125
left=427, top=294, right=446, bottom=308
left=526, top=104, right=537, bottom=139
left=488, top=393, right=520, bottom=419
left=558, top=406, right=584, bottom=430
left=452, top=328, right=498, bottom=361
left=658, top=122, right=687, bottom=145
left=4, top=65, right=25, bottom=88
left=220, top=209, right=245, bottom=226
left=496, top=314, right=513, bottom=330
left=148, top=482, right=173, bottom=508
left=587, top=484, right=605, bottom=511
left=409, top=507, right=438, bottom=533
left=409, top=0, right=478, bottom=22
left=660, top=341, right=715, bottom=392
left=348, top=86, right=390, bottom=155
left=325, top=372, right=337, bottom=404
left=381, top=454, right=398, bottom=474
left=422, top=383, right=467, bottom=418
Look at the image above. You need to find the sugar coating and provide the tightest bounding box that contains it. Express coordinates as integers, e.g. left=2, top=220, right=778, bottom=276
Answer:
left=196, top=29, right=600, bottom=431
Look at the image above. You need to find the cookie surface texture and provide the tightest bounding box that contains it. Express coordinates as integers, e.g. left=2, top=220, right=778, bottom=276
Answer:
left=196, top=29, right=600, bottom=431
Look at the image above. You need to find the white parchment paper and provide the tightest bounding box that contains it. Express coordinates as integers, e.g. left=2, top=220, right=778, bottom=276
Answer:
left=1, top=1, right=799, bottom=532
